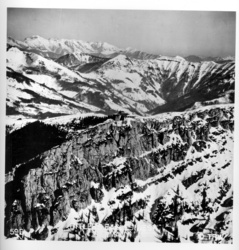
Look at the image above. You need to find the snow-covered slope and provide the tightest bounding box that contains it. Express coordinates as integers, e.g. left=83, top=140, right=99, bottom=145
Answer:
left=6, top=66, right=102, bottom=119
left=7, top=47, right=86, bottom=83
left=89, top=54, right=234, bottom=113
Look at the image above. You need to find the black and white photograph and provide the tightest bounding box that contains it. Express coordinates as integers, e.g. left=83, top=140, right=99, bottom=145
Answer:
left=1, top=0, right=238, bottom=247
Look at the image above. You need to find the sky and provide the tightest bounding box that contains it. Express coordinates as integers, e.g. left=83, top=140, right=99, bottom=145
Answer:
left=7, top=8, right=236, bottom=57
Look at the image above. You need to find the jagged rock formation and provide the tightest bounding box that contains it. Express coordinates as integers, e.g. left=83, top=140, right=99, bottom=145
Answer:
left=5, top=104, right=234, bottom=242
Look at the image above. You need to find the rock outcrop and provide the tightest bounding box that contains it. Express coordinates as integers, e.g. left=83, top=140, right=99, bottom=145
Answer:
left=5, top=105, right=234, bottom=242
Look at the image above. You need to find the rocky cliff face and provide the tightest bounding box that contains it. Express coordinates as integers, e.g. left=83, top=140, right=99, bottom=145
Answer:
left=5, top=104, right=234, bottom=242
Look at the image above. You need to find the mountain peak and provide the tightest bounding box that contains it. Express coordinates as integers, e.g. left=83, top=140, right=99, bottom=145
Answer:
left=24, top=35, right=49, bottom=47
left=107, top=54, right=130, bottom=64
left=175, top=55, right=186, bottom=61
left=25, top=35, right=45, bottom=40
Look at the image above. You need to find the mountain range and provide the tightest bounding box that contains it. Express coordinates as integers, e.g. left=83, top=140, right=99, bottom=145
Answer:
left=6, top=36, right=235, bottom=119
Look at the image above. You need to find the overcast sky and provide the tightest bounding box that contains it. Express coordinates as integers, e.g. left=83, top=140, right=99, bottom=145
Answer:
left=7, top=8, right=236, bottom=57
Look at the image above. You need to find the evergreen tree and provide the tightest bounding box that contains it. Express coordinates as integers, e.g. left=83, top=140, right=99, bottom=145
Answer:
left=201, top=188, right=207, bottom=212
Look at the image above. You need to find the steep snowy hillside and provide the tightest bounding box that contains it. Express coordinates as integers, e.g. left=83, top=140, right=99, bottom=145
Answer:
left=7, top=47, right=86, bottom=83
left=86, top=54, right=234, bottom=113
left=5, top=104, right=234, bottom=243
left=6, top=67, right=102, bottom=119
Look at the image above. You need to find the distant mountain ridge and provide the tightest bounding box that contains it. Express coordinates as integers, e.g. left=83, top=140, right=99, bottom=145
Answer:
left=185, top=55, right=235, bottom=63
left=8, top=36, right=235, bottom=63
left=7, top=36, right=160, bottom=60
